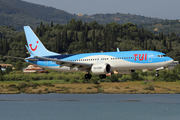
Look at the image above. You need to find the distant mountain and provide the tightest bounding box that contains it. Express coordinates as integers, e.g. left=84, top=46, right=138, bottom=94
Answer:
left=0, top=0, right=75, bottom=31
left=138, top=20, right=180, bottom=35
left=0, top=0, right=164, bottom=31
left=78, top=13, right=163, bottom=25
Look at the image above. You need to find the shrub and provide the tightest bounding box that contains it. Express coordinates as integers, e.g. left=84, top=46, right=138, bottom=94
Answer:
left=9, top=84, right=17, bottom=88
left=174, top=64, right=180, bottom=74
left=8, top=84, right=18, bottom=91
left=8, top=87, right=17, bottom=91
left=144, top=84, right=154, bottom=90
left=27, top=82, right=38, bottom=87
left=44, top=88, right=49, bottom=91
left=148, top=70, right=156, bottom=76
left=34, top=83, right=40, bottom=87
left=163, top=73, right=179, bottom=82
left=69, top=79, right=79, bottom=83
left=131, top=72, right=139, bottom=81
left=0, top=88, right=3, bottom=92
left=110, top=75, right=119, bottom=82
left=125, top=87, right=130, bottom=89
left=38, top=90, right=42, bottom=94
left=18, top=82, right=27, bottom=89
left=141, top=71, right=148, bottom=76
left=103, top=76, right=111, bottom=82
left=9, top=71, right=23, bottom=75
left=47, top=76, right=53, bottom=80
left=42, top=83, right=55, bottom=87
left=157, top=72, right=179, bottom=82
left=121, top=75, right=132, bottom=81
left=90, top=78, right=99, bottom=84
left=0, top=74, right=5, bottom=81
left=33, top=86, right=37, bottom=89
left=64, top=77, right=70, bottom=83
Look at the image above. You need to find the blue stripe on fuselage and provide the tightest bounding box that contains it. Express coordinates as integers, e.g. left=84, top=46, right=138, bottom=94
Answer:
left=26, top=50, right=172, bottom=65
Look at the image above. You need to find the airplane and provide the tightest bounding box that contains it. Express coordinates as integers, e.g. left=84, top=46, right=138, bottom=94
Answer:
left=22, top=26, right=173, bottom=79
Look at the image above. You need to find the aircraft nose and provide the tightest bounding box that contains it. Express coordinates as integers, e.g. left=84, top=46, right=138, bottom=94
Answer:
left=167, top=57, right=174, bottom=64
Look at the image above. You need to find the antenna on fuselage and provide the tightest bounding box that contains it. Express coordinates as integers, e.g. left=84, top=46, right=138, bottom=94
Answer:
left=117, top=48, right=120, bottom=52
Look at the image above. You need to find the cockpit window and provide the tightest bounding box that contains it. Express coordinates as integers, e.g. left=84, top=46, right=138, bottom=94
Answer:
left=158, top=55, right=165, bottom=57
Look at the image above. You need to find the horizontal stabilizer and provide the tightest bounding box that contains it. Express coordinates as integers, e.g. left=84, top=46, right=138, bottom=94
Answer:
left=26, top=58, right=39, bottom=61
left=4, top=56, right=25, bottom=60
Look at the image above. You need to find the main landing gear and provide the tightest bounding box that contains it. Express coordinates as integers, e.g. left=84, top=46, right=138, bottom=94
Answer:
left=99, top=74, right=106, bottom=79
left=85, top=74, right=92, bottom=79
left=84, top=74, right=107, bottom=79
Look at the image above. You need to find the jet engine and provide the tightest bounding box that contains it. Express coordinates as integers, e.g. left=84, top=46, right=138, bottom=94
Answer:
left=91, top=63, right=111, bottom=74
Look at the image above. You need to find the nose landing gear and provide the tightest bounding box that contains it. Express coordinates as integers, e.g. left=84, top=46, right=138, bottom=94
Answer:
left=155, top=71, right=159, bottom=77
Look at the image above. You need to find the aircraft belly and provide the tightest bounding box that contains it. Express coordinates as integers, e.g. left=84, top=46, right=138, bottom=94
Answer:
left=45, top=66, right=81, bottom=72
left=109, top=60, right=172, bottom=70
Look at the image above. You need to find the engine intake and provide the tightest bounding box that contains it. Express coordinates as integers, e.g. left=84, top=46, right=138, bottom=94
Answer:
left=91, top=63, right=111, bottom=74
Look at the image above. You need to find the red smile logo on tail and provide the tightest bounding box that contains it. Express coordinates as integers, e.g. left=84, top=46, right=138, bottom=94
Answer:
left=29, top=41, right=38, bottom=51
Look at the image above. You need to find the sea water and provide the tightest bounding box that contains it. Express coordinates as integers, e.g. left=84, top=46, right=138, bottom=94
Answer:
left=0, top=94, right=180, bottom=120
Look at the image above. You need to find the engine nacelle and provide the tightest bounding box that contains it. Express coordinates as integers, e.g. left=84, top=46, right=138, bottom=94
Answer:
left=91, top=63, right=111, bottom=74
left=116, top=70, right=135, bottom=74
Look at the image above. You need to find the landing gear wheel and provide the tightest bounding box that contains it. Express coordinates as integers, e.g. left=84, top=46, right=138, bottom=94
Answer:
left=99, top=74, right=106, bottom=79
left=155, top=71, right=159, bottom=77
left=85, top=74, right=92, bottom=79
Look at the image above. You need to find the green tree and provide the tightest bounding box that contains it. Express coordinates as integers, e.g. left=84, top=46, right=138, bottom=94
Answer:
left=144, top=38, right=147, bottom=50
left=75, top=30, right=78, bottom=42
left=6, top=66, right=12, bottom=74
left=15, top=60, right=24, bottom=71
left=169, top=40, right=172, bottom=51
left=0, top=65, right=4, bottom=81
left=51, top=21, right=53, bottom=27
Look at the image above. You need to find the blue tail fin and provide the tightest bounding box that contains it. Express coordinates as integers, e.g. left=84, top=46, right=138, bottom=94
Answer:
left=24, top=26, right=59, bottom=56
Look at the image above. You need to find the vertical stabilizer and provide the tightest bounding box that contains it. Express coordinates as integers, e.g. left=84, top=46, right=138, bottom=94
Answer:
left=24, top=26, right=59, bottom=56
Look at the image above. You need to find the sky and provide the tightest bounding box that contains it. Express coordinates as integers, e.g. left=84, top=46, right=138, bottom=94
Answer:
left=22, top=0, right=180, bottom=20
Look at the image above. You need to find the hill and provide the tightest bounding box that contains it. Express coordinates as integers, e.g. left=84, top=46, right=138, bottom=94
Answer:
left=0, top=0, right=75, bottom=31
left=79, top=13, right=162, bottom=25
left=0, top=0, right=163, bottom=31
left=138, top=19, right=180, bottom=35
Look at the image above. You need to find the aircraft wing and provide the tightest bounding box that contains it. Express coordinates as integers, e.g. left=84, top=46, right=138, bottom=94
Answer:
left=34, top=56, right=92, bottom=70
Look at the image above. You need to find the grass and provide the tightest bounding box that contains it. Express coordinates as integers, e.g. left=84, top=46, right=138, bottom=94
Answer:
left=0, top=81, right=180, bottom=94
left=0, top=80, right=64, bottom=84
